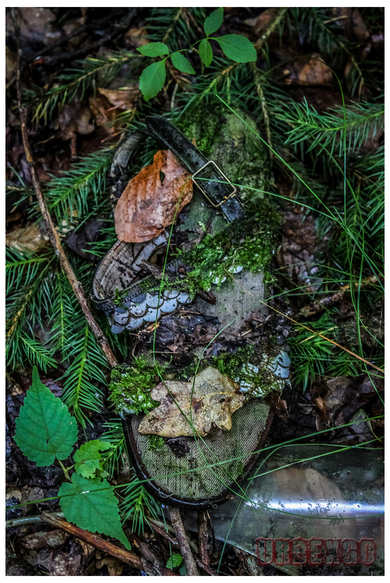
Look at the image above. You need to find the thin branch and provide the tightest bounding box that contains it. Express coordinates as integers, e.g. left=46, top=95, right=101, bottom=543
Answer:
left=254, top=7, right=288, bottom=52
left=12, top=9, right=118, bottom=370
left=150, top=518, right=216, bottom=576
left=40, top=512, right=178, bottom=576
left=197, top=510, right=210, bottom=566
left=168, top=506, right=199, bottom=576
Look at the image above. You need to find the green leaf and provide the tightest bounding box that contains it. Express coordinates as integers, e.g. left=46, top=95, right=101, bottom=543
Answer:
left=170, top=52, right=195, bottom=74
left=139, top=60, right=167, bottom=101
left=59, top=473, right=130, bottom=550
left=204, top=7, right=223, bottom=36
left=166, top=553, right=183, bottom=569
left=137, top=42, right=169, bottom=57
left=74, top=439, right=113, bottom=479
left=215, top=34, right=257, bottom=63
left=199, top=39, right=213, bottom=67
left=14, top=367, right=78, bottom=467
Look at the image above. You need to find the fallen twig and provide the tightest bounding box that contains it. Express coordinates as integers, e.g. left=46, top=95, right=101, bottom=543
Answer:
left=168, top=506, right=199, bottom=576
left=40, top=512, right=178, bottom=576
left=150, top=519, right=216, bottom=576
left=198, top=510, right=210, bottom=566
left=299, top=275, right=379, bottom=317
left=12, top=8, right=118, bottom=370
left=128, top=531, right=180, bottom=576
left=6, top=511, right=64, bottom=529
left=254, top=7, right=288, bottom=52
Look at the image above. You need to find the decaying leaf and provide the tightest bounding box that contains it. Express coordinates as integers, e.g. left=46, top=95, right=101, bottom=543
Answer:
left=98, top=86, right=140, bottom=110
left=6, top=224, right=49, bottom=253
left=283, top=53, right=334, bottom=86
left=138, top=367, right=244, bottom=438
left=115, top=149, right=193, bottom=243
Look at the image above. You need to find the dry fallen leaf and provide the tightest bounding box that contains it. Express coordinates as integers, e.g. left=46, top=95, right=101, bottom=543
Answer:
left=138, top=367, right=244, bottom=438
left=6, top=224, right=49, bottom=253
left=125, top=27, right=149, bottom=47
left=244, top=8, right=280, bottom=34
left=57, top=103, right=94, bottom=140
left=98, top=86, right=140, bottom=110
left=284, top=53, right=334, bottom=86
left=115, top=149, right=193, bottom=243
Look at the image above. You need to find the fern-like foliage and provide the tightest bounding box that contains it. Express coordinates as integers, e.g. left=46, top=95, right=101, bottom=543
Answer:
left=145, top=7, right=206, bottom=51
left=286, top=8, right=374, bottom=96
left=100, top=418, right=126, bottom=478
left=49, top=261, right=108, bottom=426
left=288, top=312, right=359, bottom=390
left=30, top=52, right=140, bottom=124
left=6, top=247, right=57, bottom=369
left=46, top=147, right=114, bottom=225
left=120, top=473, right=160, bottom=534
left=276, top=98, right=384, bottom=157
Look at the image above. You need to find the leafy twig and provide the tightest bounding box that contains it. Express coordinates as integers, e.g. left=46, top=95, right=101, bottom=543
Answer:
left=13, top=9, right=118, bottom=370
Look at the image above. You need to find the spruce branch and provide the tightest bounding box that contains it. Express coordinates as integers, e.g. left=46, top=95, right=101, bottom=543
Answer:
left=13, top=10, right=117, bottom=370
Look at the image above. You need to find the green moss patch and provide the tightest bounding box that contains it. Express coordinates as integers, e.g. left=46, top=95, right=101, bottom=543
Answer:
left=108, top=356, right=166, bottom=415
left=180, top=197, right=280, bottom=293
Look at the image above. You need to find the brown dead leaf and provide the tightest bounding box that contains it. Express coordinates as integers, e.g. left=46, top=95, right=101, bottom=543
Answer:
left=96, top=555, right=124, bottom=576
left=125, top=27, right=149, bottom=47
left=6, top=224, right=49, bottom=253
left=244, top=8, right=280, bottom=34
left=138, top=367, right=244, bottom=438
left=98, top=86, right=140, bottom=110
left=89, top=94, right=116, bottom=131
left=57, top=103, right=94, bottom=140
left=284, top=54, right=334, bottom=86
left=332, top=7, right=370, bottom=42
left=21, top=529, right=70, bottom=550
left=115, top=149, right=193, bottom=243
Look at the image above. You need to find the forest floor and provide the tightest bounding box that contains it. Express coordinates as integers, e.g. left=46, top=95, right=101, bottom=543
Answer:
left=6, top=7, right=384, bottom=576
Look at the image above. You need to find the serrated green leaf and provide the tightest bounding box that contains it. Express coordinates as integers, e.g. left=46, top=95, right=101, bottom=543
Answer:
left=199, top=39, right=213, bottom=67
left=59, top=473, right=130, bottom=550
left=139, top=60, right=167, bottom=101
left=215, top=34, right=257, bottom=63
left=14, top=367, right=78, bottom=467
left=170, top=52, right=195, bottom=74
left=166, top=553, right=183, bottom=569
left=204, top=7, right=223, bottom=36
left=74, top=439, right=113, bottom=479
left=137, top=42, right=169, bottom=57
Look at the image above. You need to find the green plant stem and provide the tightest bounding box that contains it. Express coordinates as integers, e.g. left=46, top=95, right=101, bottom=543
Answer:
left=58, top=459, right=72, bottom=481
